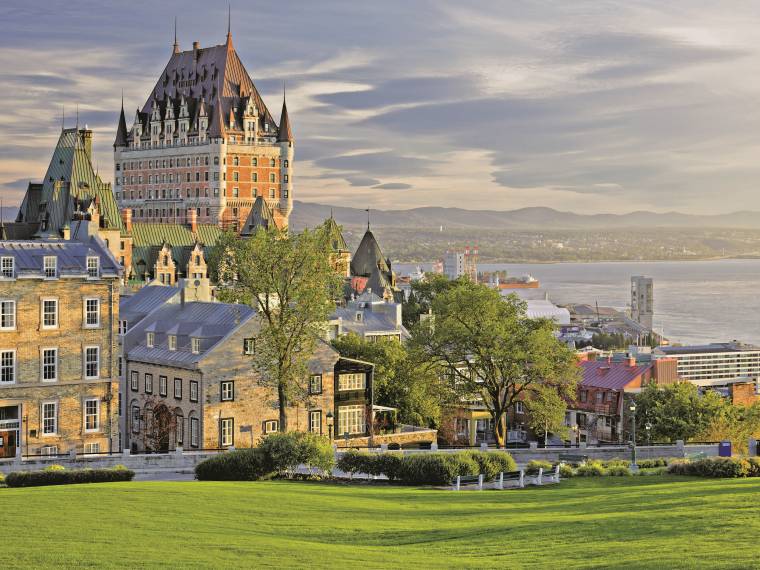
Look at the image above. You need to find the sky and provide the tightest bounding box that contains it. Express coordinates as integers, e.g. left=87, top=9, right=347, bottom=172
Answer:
left=1, top=0, right=760, bottom=215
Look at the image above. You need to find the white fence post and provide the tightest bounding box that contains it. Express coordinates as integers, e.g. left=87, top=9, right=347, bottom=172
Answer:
left=478, top=474, right=483, bottom=490
left=519, top=470, right=524, bottom=488
left=498, top=472, right=504, bottom=490
left=455, top=475, right=461, bottom=491
left=555, top=464, right=560, bottom=481
left=480, top=442, right=488, bottom=451
left=537, top=467, right=543, bottom=485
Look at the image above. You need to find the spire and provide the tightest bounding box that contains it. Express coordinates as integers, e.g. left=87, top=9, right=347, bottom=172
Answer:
left=61, top=105, right=65, bottom=131
left=226, top=5, right=233, bottom=47
left=277, top=84, right=293, bottom=142
left=208, top=83, right=227, bottom=139
left=365, top=208, right=370, bottom=230
left=75, top=103, right=79, bottom=129
left=114, top=91, right=128, bottom=148
left=172, top=17, right=180, bottom=54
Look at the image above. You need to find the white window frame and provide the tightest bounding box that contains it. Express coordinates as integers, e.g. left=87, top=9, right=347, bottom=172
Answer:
left=0, top=300, right=16, bottom=330
left=144, top=373, right=153, bottom=394
left=243, top=338, right=255, bottom=355
left=84, top=398, right=100, bottom=432
left=41, top=445, right=58, bottom=456
left=44, top=256, right=57, bottom=279
left=309, top=374, right=323, bottom=395
left=119, top=320, right=128, bottom=335
left=263, top=420, right=279, bottom=434
left=338, top=405, right=365, bottom=436
left=338, top=373, right=366, bottom=391
left=84, top=298, right=100, bottom=328
left=84, top=442, right=100, bottom=455
left=220, top=418, right=234, bottom=447
left=131, top=406, right=140, bottom=434
left=168, top=335, right=177, bottom=351
left=84, top=346, right=99, bottom=379
left=42, top=401, right=57, bottom=436
left=190, top=380, right=199, bottom=402
left=190, top=417, right=199, bottom=447
left=146, top=332, right=155, bottom=348
left=516, top=401, right=525, bottom=415
left=159, top=375, right=167, bottom=396
left=41, top=298, right=58, bottom=329
left=0, top=349, right=15, bottom=384
left=309, top=410, right=322, bottom=434
left=41, top=347, right=58, bottom=382
left=0, top=256, right=14, bottom=279
left=221, top=381, right=234, bottom=401
left=130, top=370, right=139, bottom=391
left=86, top=256, right=99, bottom=279
left=191, top=338, right=201, bottom=354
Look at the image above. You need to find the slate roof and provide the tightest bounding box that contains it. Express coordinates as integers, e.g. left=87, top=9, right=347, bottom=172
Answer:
left=240, top=196, right=274, bottom=236
left=351, top=228, right=390, bottom=278
left=333, top=306, right=407, bottom=338
left=655, top=342, right=760, bottom=356
left=580, top=360, right=652, bottom=390
left=120, top=285, right=181, bottom=326
left=324, top=215, right=348, bottom=252
left=0, top=238, right=121, bottom=279
left=124, top=300, right=257, bottom=369
left=277, top=96, right=293, bottom=142
left=13, top=129, right=124, bottom=238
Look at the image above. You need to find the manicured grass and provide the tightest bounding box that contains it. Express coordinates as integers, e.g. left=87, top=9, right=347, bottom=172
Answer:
left=3, top=476, right=759, bottom=568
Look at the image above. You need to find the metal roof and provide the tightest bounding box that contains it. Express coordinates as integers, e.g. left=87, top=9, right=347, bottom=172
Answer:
left=120, top=285, right=181, bottom=325
left=655, top=342, right=760, bottom=356
left=0, top=238, right=121, bottom=279
left=580, top=360, right=652, bottom=390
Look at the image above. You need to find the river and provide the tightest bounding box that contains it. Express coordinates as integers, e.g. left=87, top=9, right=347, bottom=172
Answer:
left=395, top=259, right=760, bottom=346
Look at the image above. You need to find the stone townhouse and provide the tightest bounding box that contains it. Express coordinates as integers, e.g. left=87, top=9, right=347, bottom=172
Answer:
left=0, top=237, right=121, bottom=458
left=122, top=295, right=374, bottom=451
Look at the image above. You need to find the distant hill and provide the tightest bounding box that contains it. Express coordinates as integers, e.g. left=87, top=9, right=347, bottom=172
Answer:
left=290, top=201, right=760, bottom=231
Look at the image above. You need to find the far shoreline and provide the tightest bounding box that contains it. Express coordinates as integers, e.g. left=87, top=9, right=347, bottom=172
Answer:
left=393, top=256, right=760, bottom=267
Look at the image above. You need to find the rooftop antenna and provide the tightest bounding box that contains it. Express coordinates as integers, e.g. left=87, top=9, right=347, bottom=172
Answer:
left=173, top=17, right=179, bottom=54
left=365, top=208, right=370, bottom=230
left=226, top=4, right=232, bottom=42
left=75, top=104, right=79, bottom=129
left=61, top=105, right=65, bottom=130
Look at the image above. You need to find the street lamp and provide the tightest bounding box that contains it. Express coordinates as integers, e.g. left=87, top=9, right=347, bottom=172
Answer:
left=629, top=403, right=638, bottom=470
left=326, top=411, right=334, bottom=441
left=571, top=424, right=580, bottom=448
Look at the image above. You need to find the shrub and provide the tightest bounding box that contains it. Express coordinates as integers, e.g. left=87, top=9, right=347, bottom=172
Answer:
left=559, top=463, right=575, bottom=478
left=5, top=466, right=134, bottom=487
left=464, top=451, right=515, bottom=480
left=606, top=465, right=632, bottom=476
left=602, top=459, right=630, bottom=468
left=526, top=460, right=553, bottom=475
left=746, top=457, right=760, bottom=477
left=398, top=453, right=478, bottom=486
left=638, top=458, right=669, bottom=468
left=337, top=450, right=371, bottom=478
left=376, top=453, right=404, bottom=481
left=43, top=464, right=66, bottom=472
left=258, top=432, right=334, bottom=477
left=667, top=457, right=750, bottom=478
left=487, top=452, right=518, bottom=475
left=575, top=461, right=607, bottom=477
left=195, top=448, right=273, bottom=481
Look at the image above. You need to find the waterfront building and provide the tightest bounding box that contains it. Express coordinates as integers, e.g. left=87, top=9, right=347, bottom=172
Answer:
left=114, top=26, right=294, bottom=232
left=0, top=238, right=121, bottom=458
left=653, top=342, right=760, bottom=390
left=631, top=275, right=654, bottom=330
left=443, top=247, right=477, bottom=281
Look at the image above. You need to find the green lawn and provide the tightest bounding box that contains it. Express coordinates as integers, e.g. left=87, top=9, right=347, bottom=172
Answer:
left=3, top=476, right=759, bottom=568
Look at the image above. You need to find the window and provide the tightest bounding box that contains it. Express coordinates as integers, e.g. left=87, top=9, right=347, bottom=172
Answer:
left=515, top=401, right=524, bottom=414
left=119, top=320, right=128, bottom=335
left=269, top=173, right=275, bottom=183
left=44, top=256, right=57, bottom=278
left=146, top=332, right=155, bottom=348
left=130, top=370, right=138, bottom=391
left=252, top=173, right=258, bottom=182
left=309, top=374, right=322, bottom=395
left=132, top=406, right=140, bottom=433
left=159, top=375, right=167, bottom=396
left=86, top=256, right=99, bottom=278
left=338, top=373, right=366, bottom=391
left=176, top=414, right=184, bottom=445
left=284, top=174, right=289, bottom=183
left=1, top=256, right=14, bottom=278
left=252, top=157, right=258, bottom=166
left=84, top=298, right=100, bottom=327
left=190, top=417, right=200, bottom=447
left=191, top=338, right=201, bottom=354
left=309, top=410, right=322, bottom=434
left=41, top=445, right=59, bottom=456
left=0, top=300, right=15, bottom=330
left=338, top=405, right=365, bottom=436
left=221, top=381, right=234, bottom=401
left=270, top=158, right=276, bottom=167
left=84, top=346, right=99, bottom=379
left=168, top=335, right=177, bottom=351
left=0, top=350, right=15, bottom=383
left=144, top=373, right=153, bottom=394
left=596, top=392, right=603, bottom=404
left=41, top=348, right=57, bottom=382
left=579, top=390, right=588, bottom=403
left=42, top=402, right=57, bottom=435
left=84, top=442, right=100, bottom=454
left=243, top=338, right=255, bottom=355
left=84, top=399, right=99, bottom=431
left=42, top=299, right=58, bottom=329
left=190, top=380, right=199, bottom=402
left=269, top=188, right=275, bottom=199
left=220, top=418, right=234, bottom=447
left=263, top=420, right=279, bottom=434
left=174, top=377, right=183, bottom=399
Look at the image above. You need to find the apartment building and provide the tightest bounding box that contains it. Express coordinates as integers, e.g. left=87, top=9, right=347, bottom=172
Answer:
left=653, top=342, right=760, bottom=389
left=0, top=238, right=121, bottom=458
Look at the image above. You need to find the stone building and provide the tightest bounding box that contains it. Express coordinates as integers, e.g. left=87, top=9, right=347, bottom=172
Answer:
left=122, top=296, right=372, bottom=451
left=114, top=26, right=294, bottom=232
left=0, top=238, right=122, bottom=458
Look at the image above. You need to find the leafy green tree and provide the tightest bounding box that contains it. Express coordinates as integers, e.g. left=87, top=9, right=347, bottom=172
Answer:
left=402, top=274, right=468, bottom=328
left=632, top=382, right=727, bottom=442
left=411, top=281, right=580, bottom=447
left=698, top=401, right=760, bottom=454
left=210, top=225, right=342, bottom=431
left=331, top=333, right=451, bottom=427
left=526, top=385, right=569, bottom=445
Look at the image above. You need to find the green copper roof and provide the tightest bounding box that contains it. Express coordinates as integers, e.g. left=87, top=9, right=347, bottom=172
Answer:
left=131, top=222, right=223, bottom=248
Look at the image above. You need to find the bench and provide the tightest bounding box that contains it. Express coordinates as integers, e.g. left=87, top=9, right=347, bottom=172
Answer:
left=535, top=465, right=561, bottom=485
left=452, top=474, right=483, bottom=491
left=559, top=453, right=588, bottom=466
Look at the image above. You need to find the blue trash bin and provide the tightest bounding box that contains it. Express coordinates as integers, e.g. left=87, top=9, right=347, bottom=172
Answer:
left=719, top=440, right=732, bottom=457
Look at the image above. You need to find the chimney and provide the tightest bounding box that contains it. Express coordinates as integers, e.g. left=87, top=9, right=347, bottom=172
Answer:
left=627, top=356, right=637, bottom=367
left=187, top=208, right=197, bottom=233
left=81, top=129, right=93, bottom=159
left=193, top=41, right=200, bottom=50
left=121, top=208, right=132, bottom=233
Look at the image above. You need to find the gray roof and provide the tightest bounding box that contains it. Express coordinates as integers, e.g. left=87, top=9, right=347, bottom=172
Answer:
left=0, top=238, right=121, bottom=279
left=655, top=342, right=760, bottom=356
left=332, top=306, right=408, bottom=339
left=120, top=285, right=181, bottom=326
left=124, top=300, right=256, bottom=369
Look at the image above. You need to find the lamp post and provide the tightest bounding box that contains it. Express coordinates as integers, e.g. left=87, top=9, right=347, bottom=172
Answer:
left=629, top=403, right=638, bottom=470
left=571, top=424, right=579, bottom=448
left=326, top=411, right=334, bottom=441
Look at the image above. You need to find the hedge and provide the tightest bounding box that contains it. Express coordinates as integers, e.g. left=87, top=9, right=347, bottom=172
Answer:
left=398, top=453, right=479, bottom=486
left=195, top=448, right=273, bottom=481
left=4, top=466, right=134, bottom=488
left=526, top=460, right=553, bottom=475
left=666, top=457, right=755, bottom=478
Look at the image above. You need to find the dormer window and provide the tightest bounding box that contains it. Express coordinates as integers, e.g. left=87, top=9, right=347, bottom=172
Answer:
left=191, top=338, right=201, bottom=354
left=86, top=256, right=99, bottom=278
left=146, top=332, right=155, bottom=348
left=1, top=257, right=14, bottom=279
left=44, top=256, right=57, bottom=278
left=355, top=312, right=363, bottom=322
left=168, top=335, right=177, bottom=351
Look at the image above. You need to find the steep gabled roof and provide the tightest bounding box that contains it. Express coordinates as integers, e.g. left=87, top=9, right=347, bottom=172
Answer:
left=580, top=360, right=652, bottom=390
left=323, top=215, right=348, bottom=252
left=241, top=196, right=274, bottom=235
left=351, top=228, right=389, bottom=278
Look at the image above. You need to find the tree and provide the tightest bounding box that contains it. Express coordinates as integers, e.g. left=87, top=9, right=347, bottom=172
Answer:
left=402, top=274, right=467, bottom=328
left=698, top=401, right=760, bottom=454
left=210, top=225, right=342, bottom=432
left=411, top=281, right=580, bottom=447
left=526, top=385, right=569, bottom=446
left=631, top=382, right=727, bottom=442
left=331, top=333, right=452, bottom=427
